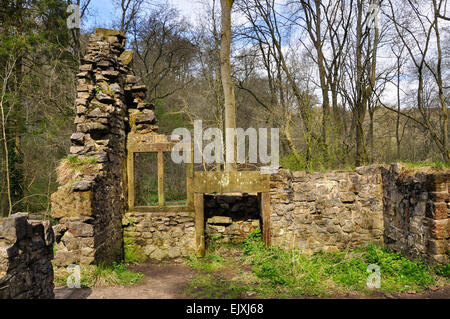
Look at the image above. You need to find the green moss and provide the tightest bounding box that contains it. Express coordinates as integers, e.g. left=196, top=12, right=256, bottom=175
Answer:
left=123, top=234, right=147, bottom=264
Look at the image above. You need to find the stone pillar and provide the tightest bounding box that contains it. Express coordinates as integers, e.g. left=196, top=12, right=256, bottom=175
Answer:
left=0, top=213, right=55, bottom=299
left=50, top=28, right=153, bottom=267
left=382, top=164, right=449, bottom=264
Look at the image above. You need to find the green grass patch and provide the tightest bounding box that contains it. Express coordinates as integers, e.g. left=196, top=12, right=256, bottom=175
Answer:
left=435, top=264, right=450, bottom=278
left=123, top=235, right=147, bottom=264
left=401, top=161, right=450, bottom=170
left=54, top=262, right=144, bottom=288
left=64, top=155, right=97, bottom=168
left=184, top=230, right=449, bottom=298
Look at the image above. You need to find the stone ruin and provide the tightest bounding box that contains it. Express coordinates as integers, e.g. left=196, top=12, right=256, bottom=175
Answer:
left=48, top=28, right=448, bottom=266
left=50, top=28, right=158, bottom=267
left=0, top=28, right=448, bottom=299
left=0, top=213, right=54, bottom=298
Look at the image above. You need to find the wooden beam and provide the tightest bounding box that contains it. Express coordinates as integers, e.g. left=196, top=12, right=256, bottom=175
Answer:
left=261, top=192, right=271, bottom=247
left=193, top=171, right=270, bottom=194
left=130, top=206, right=195, bottom=213
left=158, top=151, right=165, bottom=206
left=194, top=193, right=205, bottom=257
left=186, top=144, right=194, bottom=207
left=127, top=142, right=192, bottom=153
left=127, top=152, right=135, bottom=209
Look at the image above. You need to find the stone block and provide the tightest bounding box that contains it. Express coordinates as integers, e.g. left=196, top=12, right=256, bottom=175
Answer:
left=207, top=216, right=232, bottom=225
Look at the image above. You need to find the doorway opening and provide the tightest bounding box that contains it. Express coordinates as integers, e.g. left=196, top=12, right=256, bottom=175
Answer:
left=204, top=193, right=261, bottom=247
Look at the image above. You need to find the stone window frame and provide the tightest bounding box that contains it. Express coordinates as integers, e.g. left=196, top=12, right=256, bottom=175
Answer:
left=127, top=142, right=194, bottom=212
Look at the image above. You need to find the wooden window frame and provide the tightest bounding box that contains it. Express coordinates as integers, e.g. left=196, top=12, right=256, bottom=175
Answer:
left=127, top=142, right=194, bottom=212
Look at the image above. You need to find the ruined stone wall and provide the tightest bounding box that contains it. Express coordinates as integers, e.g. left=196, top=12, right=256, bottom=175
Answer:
left=0, top=213, right=54, bottom=299
left=122, top=212, right=196, bottom=261
left=382, top=164, right=449, bottom=264
left=269, top=166, right=385, bottom=253
left=268, top=164, right=449, bottom=264
left=204, top=194, right=261, bottom=245
left=51, top=29, right=150, bottom=266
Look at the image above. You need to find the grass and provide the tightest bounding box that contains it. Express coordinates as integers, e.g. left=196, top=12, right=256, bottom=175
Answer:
left=56, top=155, right=98, bottom=185
left=54, top=262, right=144, bottom=288
left=183, top=230, right=449, bottom=298
left=124, top=234, right=147, bottom=264
left=401, top=161, right=450, bottom=170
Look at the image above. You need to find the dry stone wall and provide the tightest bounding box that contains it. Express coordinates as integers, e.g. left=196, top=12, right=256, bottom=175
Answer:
left=123, top=212, right=196, bottom=261
left=382, top=164, right=449, bottom=264
left=269, top=166, right=385, bottom=253
left=268, top=164, right=449, bottom=264
left=0, top=213, right=54, bottom=299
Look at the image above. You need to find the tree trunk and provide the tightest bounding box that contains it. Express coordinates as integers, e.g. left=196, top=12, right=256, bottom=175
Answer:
left=220, top=0, right=237, bottom=171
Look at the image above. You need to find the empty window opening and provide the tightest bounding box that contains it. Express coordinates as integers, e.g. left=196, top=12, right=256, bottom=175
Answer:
left=164, top=152, right=187, bottom=206
left=132, top=151, right=189, bottom=208
left=134, top=152, right=158, bottom=206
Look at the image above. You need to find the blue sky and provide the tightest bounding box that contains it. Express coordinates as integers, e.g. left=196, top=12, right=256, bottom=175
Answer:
left=83, top=0, right=116, bottom=30
left=83, top=0, right=203, bottom=30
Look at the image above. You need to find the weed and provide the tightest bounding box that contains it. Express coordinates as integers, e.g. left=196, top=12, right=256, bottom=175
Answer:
left=54, top=262, right=144, bottom=288
left=435, top=264, right=450, bottom=278
left=185, top=231, right=449, bottom=298
left=402, top=161, right=450, bottom=170
left=124, top=235, right=147, bottom=264
left=56, top=155, right=98, bottom=185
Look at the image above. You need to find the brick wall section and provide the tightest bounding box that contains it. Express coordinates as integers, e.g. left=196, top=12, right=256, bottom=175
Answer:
left=382, top=164, right=449, bottom=264
left=269, top=165, right=385, bottom=253
left=122, top=212, right=195, bottom=261
left=0, top=213, right=54, bottom=299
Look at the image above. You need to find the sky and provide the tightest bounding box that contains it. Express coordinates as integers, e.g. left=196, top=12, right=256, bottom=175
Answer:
left=81, top=0, right=448, bottom=107
left=84, top=0, right=203, bottom=29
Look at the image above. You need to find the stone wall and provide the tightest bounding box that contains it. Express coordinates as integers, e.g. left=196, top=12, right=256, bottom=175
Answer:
left=0, top=213, right=54, bottom=299
left=267, top=164, right=449, bottom=264
left=50, top=28, right=151, bottom=266
left=204, top=194, right=261, bottom=245
left=122, top=212, right=195, bottom=261
left=269, top=166, right=385, bottom=253
left=382, top=164, right=449, bottom=264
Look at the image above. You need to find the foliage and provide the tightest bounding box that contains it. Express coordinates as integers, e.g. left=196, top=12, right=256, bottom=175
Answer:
left=243, top=233, right=440, bottom=294
left=435, top=264, right=450, bottom=278
left=124, top=234, right=147, bottom=264
left=54, top=262, right=144, bottom=288
left=56, top=156, right=98, bottom=185
left=185, top=230, right=448, bottom=298
left=402, top=161, right=450, bottom=170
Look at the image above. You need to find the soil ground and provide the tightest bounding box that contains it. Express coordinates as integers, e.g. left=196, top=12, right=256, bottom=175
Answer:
left=54, top=262, right=450, bottom=299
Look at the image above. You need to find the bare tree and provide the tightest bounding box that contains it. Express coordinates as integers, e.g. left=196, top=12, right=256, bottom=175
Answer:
left=220, top=0, right=237, bottom=171
left=384, top=0, right=449, bottom=162
left=129, top=5, right=196, bottom=102
left=114, top=0, right=146, bottom=34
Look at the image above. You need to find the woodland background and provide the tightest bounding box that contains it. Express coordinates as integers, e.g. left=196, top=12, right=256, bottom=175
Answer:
left=0, top=0, right=448, bottom=216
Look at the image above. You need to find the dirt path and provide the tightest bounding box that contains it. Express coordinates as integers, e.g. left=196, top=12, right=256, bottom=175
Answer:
left=54, top=262, right=449, bottom=299
left=54, top=263, right=195, bottom=299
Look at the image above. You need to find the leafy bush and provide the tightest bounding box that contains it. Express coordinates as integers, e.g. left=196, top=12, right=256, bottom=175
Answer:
left=435, top=264, right=450, bottom=278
